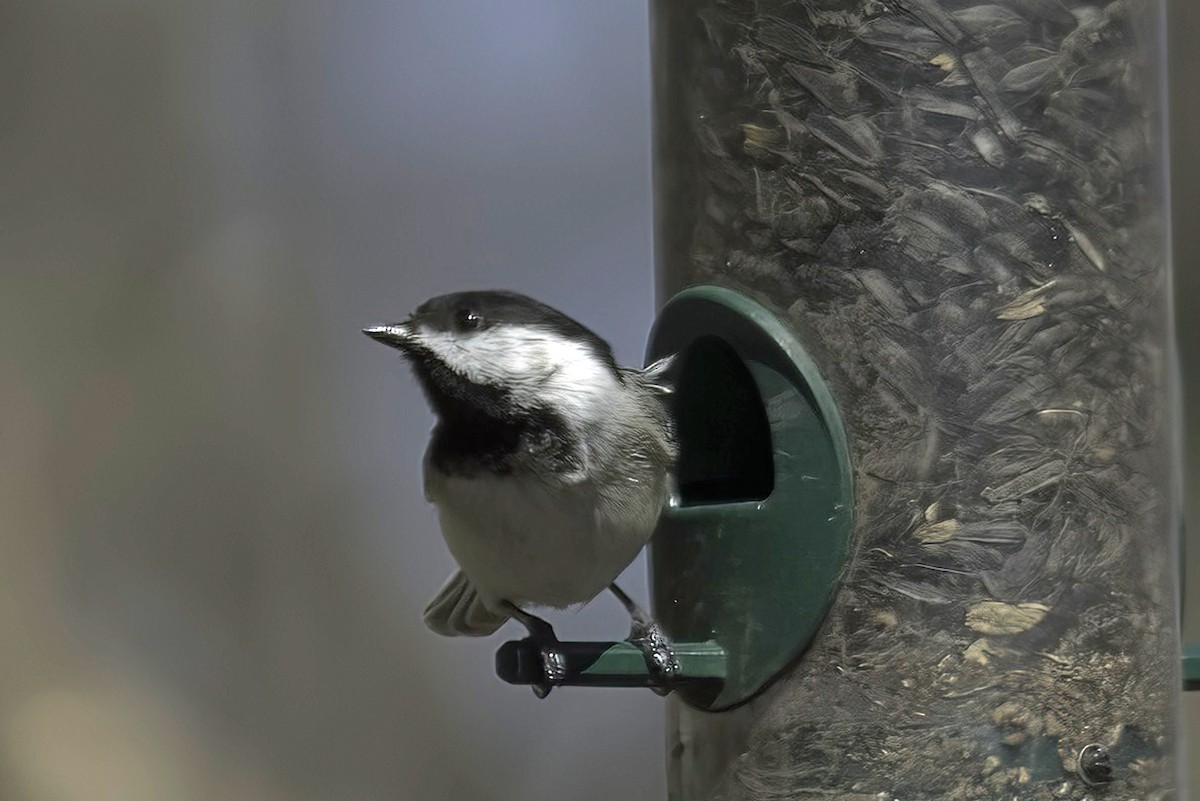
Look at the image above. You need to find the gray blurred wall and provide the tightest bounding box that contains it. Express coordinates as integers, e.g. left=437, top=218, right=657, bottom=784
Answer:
left=2, top=0, right=1198, bottom=799
left=0, top=2, right=662, bottom=800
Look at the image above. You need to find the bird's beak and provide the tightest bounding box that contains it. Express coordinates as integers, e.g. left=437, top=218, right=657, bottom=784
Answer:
left=362, top=322, right=417, bottom=352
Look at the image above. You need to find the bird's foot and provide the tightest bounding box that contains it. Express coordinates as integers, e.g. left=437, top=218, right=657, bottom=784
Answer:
left=608, top=583, right=680, bottom=696
left=533, top=645, right=567, bottom=699
left=629, top=618, right=681, bottom=696
left=504, top=602, right=567, bottom=698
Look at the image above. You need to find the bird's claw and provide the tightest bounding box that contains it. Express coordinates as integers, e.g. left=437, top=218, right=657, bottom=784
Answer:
left=531, top=645, right=568, bottom=698
left=630, top=620, right=681, bottom=696
left=505, top=604, right=568, bottom=699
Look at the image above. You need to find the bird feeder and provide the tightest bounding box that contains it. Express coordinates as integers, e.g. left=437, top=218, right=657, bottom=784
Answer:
left=650, top=0, right=1179, bottom=798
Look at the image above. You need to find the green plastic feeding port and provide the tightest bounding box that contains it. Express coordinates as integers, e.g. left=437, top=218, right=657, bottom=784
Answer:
left=646, top=286, right=854, bottom=711
left=1184, top=644, right=1200, bottom=691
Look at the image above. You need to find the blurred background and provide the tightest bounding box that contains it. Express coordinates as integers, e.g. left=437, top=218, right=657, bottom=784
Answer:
left=1, top=2, right=660, bottom=799
left=0, top=1, right=1196, bottom=799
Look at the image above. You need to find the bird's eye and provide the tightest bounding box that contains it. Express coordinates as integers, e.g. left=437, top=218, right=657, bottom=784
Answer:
left=455, top=308, right=482, bottom=330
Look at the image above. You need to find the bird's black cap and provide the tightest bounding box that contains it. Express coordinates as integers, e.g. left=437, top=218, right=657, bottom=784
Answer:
left=364, top=290, right=618, bottom=373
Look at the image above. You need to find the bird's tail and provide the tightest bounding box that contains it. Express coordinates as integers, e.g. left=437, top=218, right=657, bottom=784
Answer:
left=423, top=570, right=509, bottom=636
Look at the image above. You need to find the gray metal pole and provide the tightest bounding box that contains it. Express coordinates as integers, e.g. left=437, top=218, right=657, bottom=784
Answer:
left=651, top=0, right=1178, bottom=797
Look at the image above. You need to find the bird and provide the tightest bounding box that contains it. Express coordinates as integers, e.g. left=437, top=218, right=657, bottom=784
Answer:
left=363, top=290, right=679, bottom=696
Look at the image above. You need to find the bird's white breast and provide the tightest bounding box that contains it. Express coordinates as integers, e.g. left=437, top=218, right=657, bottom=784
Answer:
left=424, top=465, right=656, bottom=612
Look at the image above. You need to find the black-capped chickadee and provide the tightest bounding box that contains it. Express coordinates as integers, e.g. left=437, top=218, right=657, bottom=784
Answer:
left=364, top=290, right=679, bottom=696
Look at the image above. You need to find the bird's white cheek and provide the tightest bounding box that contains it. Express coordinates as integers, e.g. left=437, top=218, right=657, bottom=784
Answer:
left=416, top=329, right=491, bottom=384
left=415, top=327, right=617, bottom=413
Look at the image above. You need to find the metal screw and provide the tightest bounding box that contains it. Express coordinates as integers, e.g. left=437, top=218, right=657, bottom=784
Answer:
left=1077, top=744, right=1113, bottom=786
